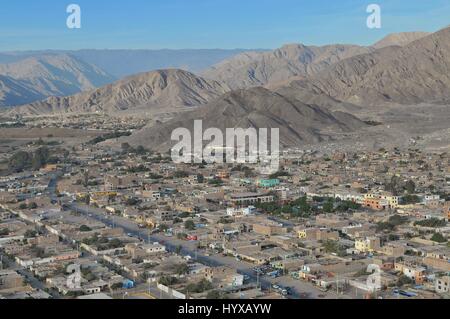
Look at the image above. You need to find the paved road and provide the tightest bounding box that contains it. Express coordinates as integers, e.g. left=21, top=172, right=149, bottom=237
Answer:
left=68, top=204, right=286, bottom=294
left=68, top=203, right=354, bottom=299
left=49, top=170, right=349, bottom=299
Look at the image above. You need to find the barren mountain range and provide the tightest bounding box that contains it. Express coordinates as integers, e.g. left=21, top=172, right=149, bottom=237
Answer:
left=372, top=31, right=430, bottom=49
left=284, top=27, right=450, bottom=106
left=202, top=44, right=374, bottom=90
left=8, top=69, right=229, bottom=115
left=123, top=87, right=367, bottom=151
left=0, top=54, right=114, bottom=108
left=1, top=27, right=450, bottom=151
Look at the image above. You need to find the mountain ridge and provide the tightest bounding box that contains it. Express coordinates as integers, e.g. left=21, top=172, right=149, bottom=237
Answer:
left=8, top=69, right=230, bottom=115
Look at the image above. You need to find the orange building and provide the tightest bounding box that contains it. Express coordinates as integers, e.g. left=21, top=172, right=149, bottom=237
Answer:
left=363, top=198, right=389, bottom=210
left=444, top=202, right=450, bottom=221
left=217, top=171, right=230, bottom=179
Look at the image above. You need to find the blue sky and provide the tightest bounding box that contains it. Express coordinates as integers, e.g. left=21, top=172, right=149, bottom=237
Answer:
left=1, top=0, right=449, bottom=51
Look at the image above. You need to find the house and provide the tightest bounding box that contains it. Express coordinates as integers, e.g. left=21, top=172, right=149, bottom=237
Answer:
left=355, top=237, right=381, bottom=253
left=435, top=276, right=450, bottom=294
left=444, top=202, right=450, bottom=222
left=204, top=267, right=244, bottom=288
left=379, top=243, right=405, bottom=257
left=229, top=192, right=274, bottom=207
left=297, top=228, right=339, bottom=241
left=0, top=270, right=23, bottom=290
left=253, top=222, right=286, bottom=236
left=364, top=192, right=399, bottom=209
left=364, top=198, right=389, bottom=211
left=256, top=179, right=280, bottom=188
left=394, top=262, right=426, bottom=284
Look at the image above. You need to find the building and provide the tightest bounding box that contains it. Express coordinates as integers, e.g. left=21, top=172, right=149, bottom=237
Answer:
left=229, top=192, right=274, bottom=207
left=355, top=237, right=381, bottom=253
left=204, top=267, right=244, bottom=288
left=256, top=179, right=280, bottom=188
left=444, top=202, right=450, bottom=222
left=364, top=193, right=398, bottom=209
left=435, top=276, right=450, bottom=294
left=379, top=243, right=405, bottom=257
left=0, top=270, right=23, bottom=290
left=253, top=223, right=286, bottom=236
left=363, top=198, right=389, bottom=211
left=297, top=228, right=339, bottom=241
left=394, top=262, right=426, bottom=284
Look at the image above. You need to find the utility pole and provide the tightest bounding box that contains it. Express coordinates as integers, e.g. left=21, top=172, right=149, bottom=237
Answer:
left=257, top=272, right=260, bottom=290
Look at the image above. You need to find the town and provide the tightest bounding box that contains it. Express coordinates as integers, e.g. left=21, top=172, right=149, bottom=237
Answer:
left=0, top=114, right=449, bottom=300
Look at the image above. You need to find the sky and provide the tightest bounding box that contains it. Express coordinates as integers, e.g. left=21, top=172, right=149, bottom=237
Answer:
left=0, top=0, right=449, bottom=51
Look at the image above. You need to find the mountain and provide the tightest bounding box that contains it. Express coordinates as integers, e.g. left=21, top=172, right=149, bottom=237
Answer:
left=10, top=69, right=230, bottom=115
left=0, top=75, right=45, bottom=108
left=202, top=44, right=373, bottom=89
left=0, top=54, right=115, bottom=107
left=373, top=32, right=431, bottom=49
left=69, top=49, right=264, bottom=78
left=124, top=87, right=366, bottom=151
left=283, top=27, right=450, bottom=106
left=0, top=49, right=263, bottom=79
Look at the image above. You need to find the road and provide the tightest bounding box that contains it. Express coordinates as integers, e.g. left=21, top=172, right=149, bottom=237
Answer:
left=48, top=170, right=350, bottom=299
left=69, top=203, right=353, bottom=299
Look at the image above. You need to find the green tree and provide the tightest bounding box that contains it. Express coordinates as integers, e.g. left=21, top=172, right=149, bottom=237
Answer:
left=431, top=233, right=447, bottom=243
left=397, top=275, right=414, bottom=287
left=79, top=225, right=92, bottom=232
left=206, top=290, right=228, bottom=299
left=184, top=220, right=196, bottom=231
left=29, top=202, right=38, bottom=209
left=323, top=199, right=334, bottom=213
left=174, top=263, right=190, bottom=276
left=405, top=180, right=416, bottom=194
left=8, top=151, right=32, bottom=173
left=31, top=147, right=50, bottom=170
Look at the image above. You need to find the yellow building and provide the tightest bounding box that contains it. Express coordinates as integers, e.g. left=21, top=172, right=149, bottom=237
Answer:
left=364, top=193, right=399, bottom=209
left=355, top=237, right=381, bottom=253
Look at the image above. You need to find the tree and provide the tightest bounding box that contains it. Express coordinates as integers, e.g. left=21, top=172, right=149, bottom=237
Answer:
left=32, top=147, right=50, bottom=170
left=397, top=275, right=414, bottom=287
left=414, top=218, right=447, bottom=228
left=196, top=174, right=204, bottom=184
left=402, top=195, right=420, bottom=205
left=8, top=151, right=32, bottom=173
left=83, top=171, right=90, bottom=187
left=405, top=180, right=416, bottom=194
left=158, top=276, right=178, bottom=286
left=431, top=233, right=447, bottom=243
left=184, top=220, right=196, bottom=231
left=158, top=224, right=169, bottom=232
left=24, top=230, right=38, bottom=238
left=135, top=145, right=147, bottom=155
left=174, top=263, right=190, bottom=276
left=206, top=290, right=228, bottom=299
left=323, top=199, right=334, bottom=213
left=79, top=225, right=92, bottom=232
left=121, top=143, right=131, bottom=152
left=110, top=282, right=123, bottom=290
